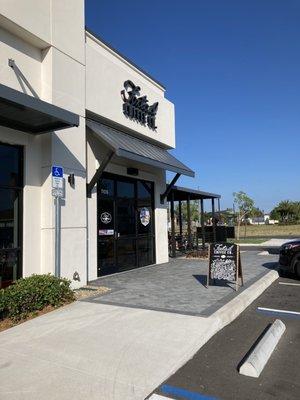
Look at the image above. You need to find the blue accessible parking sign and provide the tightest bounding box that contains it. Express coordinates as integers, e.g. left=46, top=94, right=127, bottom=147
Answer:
left=52, top=166, right=63, bottom=178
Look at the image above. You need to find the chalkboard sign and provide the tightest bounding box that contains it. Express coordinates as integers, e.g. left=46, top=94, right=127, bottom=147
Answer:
left=207, top=243, right=244, bottom=291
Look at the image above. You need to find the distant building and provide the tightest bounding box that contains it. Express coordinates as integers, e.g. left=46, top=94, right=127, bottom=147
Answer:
left=248, top=214, right=279, bottom=225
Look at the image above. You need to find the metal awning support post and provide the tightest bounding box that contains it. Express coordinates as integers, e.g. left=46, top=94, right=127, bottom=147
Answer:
left=187, top=194, right=191, bottom=249
left=170, top=190, right=176, bottom=258
left=200, top=198, right=205, bottom=249
left=160, top=173, right=181, bottom=204
left=86, top=150, right=115, bottom=198
left=9, top=59, right=39, bottom=98
left=212, top=198, right=216, bottom=243
left=178, top=200, right=182, bottom=236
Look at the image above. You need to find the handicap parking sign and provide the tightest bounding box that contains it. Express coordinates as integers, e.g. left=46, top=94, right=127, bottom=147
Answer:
left=52, top=166, right=64, bottom=193
left=52, top=166, right=63, bottom=178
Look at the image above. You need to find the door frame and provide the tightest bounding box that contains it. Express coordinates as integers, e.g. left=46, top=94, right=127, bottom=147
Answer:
left=97, top=172, right=156, bottom=275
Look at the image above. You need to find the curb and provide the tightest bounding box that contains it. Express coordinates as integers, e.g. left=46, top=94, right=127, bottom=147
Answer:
left=239, top=319, right=286, bottom=378
left=146, top=270, right=279, bottom=399
left=212, top=270, right=279, bottom=330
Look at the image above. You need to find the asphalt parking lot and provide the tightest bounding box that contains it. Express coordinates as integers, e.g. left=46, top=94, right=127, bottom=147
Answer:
left=151, top=275, right=300, bottom=400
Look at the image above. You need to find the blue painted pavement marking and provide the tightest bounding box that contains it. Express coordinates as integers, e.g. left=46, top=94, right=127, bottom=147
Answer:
left=160, top=384, right=220, bottom=400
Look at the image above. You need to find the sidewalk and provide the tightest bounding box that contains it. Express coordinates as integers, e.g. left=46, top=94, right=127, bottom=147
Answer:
left=0, top=253, right=278, bottom=400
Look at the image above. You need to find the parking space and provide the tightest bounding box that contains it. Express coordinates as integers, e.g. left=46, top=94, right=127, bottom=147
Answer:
left=151, top=276, right=300, bottom=400
left=86, top=252, right=277, bottom=317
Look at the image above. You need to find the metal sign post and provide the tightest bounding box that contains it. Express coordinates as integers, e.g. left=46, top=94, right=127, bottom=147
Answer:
left=51, top=166, right=64, bottom=278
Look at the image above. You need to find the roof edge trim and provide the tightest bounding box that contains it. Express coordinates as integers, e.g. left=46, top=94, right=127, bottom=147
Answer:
left=85, top=27, right=166, bottom=92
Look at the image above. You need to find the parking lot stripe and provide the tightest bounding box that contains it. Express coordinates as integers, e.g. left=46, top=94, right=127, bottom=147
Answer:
left=257, top=307, right=300, bottom=319
left=160, top=384, right=220, bottom=400
left=279, top=282, right=300, bottom=287
left=148, top=395, right=174, bottom=400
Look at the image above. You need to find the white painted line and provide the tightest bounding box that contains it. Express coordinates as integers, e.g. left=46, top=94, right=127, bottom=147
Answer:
left=258, top=307, right=300, bottom=316
left=258, top=251, right=269, bottom=256
left=148, top=395, right=174, bottom=400
left=279, top=282, right=300, bottom=287
left=239, top=319, right=286, bottom=378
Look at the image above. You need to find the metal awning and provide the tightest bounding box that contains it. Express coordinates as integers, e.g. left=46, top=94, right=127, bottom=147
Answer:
left=0, top=84, right=79, bottom=134
left=86, top=119, right=195, bottom=177
left=167, top=186, right=221, bottom=202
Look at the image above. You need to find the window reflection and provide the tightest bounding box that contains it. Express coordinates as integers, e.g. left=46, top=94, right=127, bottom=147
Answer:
left=117, top=181, right=134, bottom=198
left=0, top=143, right=22, bottom=289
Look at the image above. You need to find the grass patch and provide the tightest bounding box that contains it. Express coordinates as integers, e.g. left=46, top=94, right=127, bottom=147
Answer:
left=228, top=238, right=268, bottom=244
left=235, top=224, right=300, bottom=238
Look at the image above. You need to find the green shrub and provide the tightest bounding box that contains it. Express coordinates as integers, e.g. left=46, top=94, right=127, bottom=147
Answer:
left=0, top=274, right=75, bottom=321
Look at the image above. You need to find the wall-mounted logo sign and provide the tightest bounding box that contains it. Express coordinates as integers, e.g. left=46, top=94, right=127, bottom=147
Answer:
left=100, top=212, right=112, bottom=224
left=140, top=207, right=150, bottom=226
left=121, top=80, right=159, bottom=130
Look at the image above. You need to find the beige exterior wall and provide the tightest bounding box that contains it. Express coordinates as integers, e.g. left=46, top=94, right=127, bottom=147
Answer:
left=86, top=33, right=175, bottom=149
left=0, top=0, right=86, bottom=288
left=0, top=0, right=174, bottom=286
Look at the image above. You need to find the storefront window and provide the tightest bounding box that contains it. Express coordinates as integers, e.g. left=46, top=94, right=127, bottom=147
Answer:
left=0, top=145, right=22, bottom=187
left=137, top=181, right=151, bottom=202
left=0, top=143, right=22, bottom=289
left=99, top=178, right=114, bottom=197
left=117, top=180, right=135, bottom=198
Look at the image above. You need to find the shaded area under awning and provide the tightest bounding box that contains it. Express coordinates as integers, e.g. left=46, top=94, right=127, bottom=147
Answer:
left=86, top=119, right=195, bottom=177
left=0, top=84, right=79, bottom=134
left=167, top=185, right=221, bottom=258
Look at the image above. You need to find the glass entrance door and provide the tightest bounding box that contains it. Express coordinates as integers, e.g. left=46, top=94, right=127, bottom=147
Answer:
left=97, top=173, right=155, bottom=276
left=0, top=143, right=23, bottom=288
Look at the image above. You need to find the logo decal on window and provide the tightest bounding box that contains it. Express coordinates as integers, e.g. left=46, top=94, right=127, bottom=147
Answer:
left=101, top=212, right=112, bottom=224
left=140, top=207, right=150, bottom=226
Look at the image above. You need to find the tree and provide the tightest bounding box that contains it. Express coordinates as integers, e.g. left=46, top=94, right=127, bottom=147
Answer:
left=270, top=200, right=300, bottom=223
left=251, top=207, right=264, bottom=218
left=233, top=191, right=255, bottom=240
left=175, top=201, right=199, bottom=223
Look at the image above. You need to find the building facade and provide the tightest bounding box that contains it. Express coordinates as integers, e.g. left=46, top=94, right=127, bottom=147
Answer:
left=0, top=1, right=194, bottom=288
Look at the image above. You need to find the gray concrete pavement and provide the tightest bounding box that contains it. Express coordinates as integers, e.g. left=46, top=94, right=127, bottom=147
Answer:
left=88, top=252, right=277, bottom=316
left=0, top=252, right=279, bottom=400
left=0, top=301, right=214, bottom=400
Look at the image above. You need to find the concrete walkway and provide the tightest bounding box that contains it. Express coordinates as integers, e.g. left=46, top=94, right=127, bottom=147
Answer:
left=0, top=253, right=279, bottom=400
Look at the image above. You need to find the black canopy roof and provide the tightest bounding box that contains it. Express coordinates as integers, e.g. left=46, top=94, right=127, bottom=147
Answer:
left=167, top=185, right=221, bottom=201
left=0, top=84, right=79, bottom=134
left=87, top=119, right=195, bottom=177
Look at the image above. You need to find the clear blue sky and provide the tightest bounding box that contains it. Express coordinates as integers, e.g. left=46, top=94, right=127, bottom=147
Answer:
left=86, top=0, right=300, bottom=212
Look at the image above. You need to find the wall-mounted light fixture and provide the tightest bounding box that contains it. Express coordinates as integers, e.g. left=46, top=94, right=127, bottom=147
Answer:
left=68, top=173, right=75, bottom=187
left=127, top=167, right=139, bottom=176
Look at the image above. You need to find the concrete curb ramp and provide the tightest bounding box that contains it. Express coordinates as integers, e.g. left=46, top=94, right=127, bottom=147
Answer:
left=239, top=319, right=286, bottom=378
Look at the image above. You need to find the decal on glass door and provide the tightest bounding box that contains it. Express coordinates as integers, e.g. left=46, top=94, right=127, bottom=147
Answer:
left=101, top=212, right=112, bottom=224
left=140, top=207, right=150, bottom=226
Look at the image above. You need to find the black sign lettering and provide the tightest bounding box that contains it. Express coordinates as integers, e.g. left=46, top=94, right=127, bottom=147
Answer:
left=121, top=80, right=159, bottom=130
left=207, top=243, right=244, bottom=291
